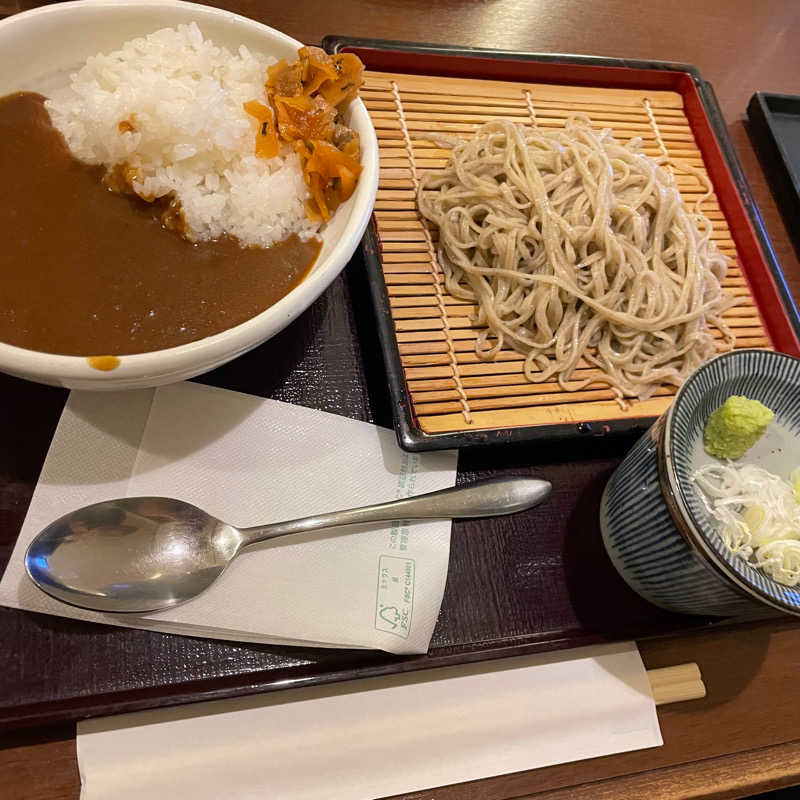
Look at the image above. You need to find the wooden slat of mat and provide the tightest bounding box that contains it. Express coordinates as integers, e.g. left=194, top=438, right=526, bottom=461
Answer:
left=362, top=70, right=772, bottom=435
left=363, top=72, right=684, bottom=106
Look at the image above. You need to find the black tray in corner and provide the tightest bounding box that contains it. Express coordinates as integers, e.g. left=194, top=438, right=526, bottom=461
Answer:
left=325, top=38, right=798, bottom=453
left=747, top=92, right=800, bottom=261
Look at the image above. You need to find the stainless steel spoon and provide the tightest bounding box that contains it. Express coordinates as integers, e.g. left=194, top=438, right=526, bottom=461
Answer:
left=25, top=476, right=550, bottom=614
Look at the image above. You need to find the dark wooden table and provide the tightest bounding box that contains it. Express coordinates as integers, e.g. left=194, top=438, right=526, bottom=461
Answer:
left=2, top=1, right=800, bottom=798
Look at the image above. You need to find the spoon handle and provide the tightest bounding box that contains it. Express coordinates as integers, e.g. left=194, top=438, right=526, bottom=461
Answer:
left=238, top=476, right=551, bottom=547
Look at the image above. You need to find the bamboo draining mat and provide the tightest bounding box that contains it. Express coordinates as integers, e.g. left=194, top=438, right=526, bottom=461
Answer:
left=362, top=70, right=771, bottom=435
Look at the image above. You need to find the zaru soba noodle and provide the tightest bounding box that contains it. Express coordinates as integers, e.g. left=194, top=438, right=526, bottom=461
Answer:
left=417, top=117, right=737, bottom=405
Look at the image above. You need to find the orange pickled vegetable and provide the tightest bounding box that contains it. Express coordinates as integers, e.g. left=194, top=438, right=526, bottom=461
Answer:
left=273, top=94, right=336, bottom=141
left=267, top=59, right=304, bottom=95
left=305, top=141, right=362, bottom=190
left=298, top=46, right=340, bottom=95
left=307, top=173, right=328, bottom=222
left=318, top=53, right=363, bottom=110
left=302, top=140, right=363, bottom=220
left=339, top=135, right=360, bottom=161
left=243, top=100, right=279, bottom=159
left=247, top=47, right=365, bottom=223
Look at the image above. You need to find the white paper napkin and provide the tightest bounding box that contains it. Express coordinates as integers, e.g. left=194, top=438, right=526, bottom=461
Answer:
left=77, top=641, right=662, bottom=800
left=0, top=382, right=458, bottom=653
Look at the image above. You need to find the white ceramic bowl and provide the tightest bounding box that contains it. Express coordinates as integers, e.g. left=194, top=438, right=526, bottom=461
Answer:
left=0, top=0, right=378, bottom=389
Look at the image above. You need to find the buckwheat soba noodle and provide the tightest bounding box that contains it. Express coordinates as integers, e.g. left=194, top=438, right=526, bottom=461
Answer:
left=417, top=117, right=736, bottom=405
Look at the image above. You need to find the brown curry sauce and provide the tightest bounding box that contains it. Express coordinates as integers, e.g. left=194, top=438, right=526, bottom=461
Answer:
left=0, top=92, right=320, bottom=357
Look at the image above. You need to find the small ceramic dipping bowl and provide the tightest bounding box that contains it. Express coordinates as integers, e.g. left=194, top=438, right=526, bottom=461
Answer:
left=600, top=349, right=800, bottom=618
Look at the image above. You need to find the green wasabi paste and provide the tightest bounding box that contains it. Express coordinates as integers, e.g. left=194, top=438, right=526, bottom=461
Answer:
left=703, top=395, right=774, bottom=460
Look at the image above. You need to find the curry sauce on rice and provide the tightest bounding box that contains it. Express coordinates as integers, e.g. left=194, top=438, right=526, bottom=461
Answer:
left=0, top=24, right=363, bottom=358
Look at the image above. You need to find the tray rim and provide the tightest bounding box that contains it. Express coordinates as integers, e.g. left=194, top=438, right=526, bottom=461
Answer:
left=2, top=606, right=780, bottom=731
left=327, top=37, right=800, bottom=452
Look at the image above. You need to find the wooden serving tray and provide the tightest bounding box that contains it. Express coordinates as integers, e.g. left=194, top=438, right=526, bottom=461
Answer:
left=333, top=41, right=800, bottom=450
left=0, top=42, right=786, bottom=732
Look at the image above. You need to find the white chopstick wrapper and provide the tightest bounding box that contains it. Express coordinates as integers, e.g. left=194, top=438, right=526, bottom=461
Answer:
left=77, top=642, right=661, bottom=800
left=0, top=382, right=457, bottom=653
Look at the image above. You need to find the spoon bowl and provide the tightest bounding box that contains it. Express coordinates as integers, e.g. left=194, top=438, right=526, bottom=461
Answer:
left=25, top=476, right=551, bottom=613
left=26, top=497, right=244, bottom=613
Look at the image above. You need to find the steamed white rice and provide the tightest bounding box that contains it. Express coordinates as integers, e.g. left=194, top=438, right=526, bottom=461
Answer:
left=46, top=23, right=319, bottom=248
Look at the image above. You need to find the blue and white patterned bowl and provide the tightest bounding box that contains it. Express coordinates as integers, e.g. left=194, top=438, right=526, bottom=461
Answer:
left=600, top=349, right=800, bottom=617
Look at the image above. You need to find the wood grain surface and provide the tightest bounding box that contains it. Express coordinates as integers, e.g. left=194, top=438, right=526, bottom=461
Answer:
left=2, top=1, right=800, bottom=799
